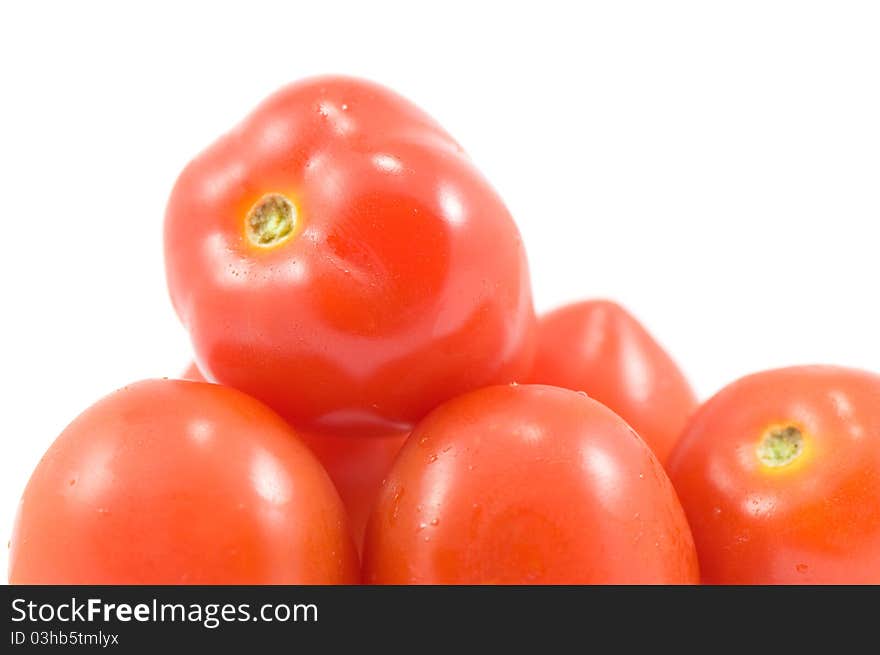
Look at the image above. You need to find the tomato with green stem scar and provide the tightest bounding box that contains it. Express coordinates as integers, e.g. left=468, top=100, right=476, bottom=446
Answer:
left=165, top=76, right=536, bottom=436
left=668, top=366, right=880, bottom=584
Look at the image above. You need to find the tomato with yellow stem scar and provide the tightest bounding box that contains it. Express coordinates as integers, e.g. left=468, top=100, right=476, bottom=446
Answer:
left=164, top=76, right=536, bottom=437
left=667, top=366, right=880, bottom=584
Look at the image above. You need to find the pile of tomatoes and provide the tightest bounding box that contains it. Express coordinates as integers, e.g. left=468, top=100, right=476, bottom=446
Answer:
left=9, top=77, right=880, bottom=585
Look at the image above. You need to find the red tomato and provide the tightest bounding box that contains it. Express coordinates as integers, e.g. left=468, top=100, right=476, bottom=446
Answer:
left=528, top=300, right=697, bottom=463
left=362, top=384, right=699, bottom=584
left=181, top=361, right=207, bottom=382
left=164, top=76, right=536, bottom=436
left=182, top=360, right=405, bottom=552
left=298, top=431, right=407, bottom=553
left=667, top=366, right=880, bottom=584
left=9, top=379, right=358, bottom=584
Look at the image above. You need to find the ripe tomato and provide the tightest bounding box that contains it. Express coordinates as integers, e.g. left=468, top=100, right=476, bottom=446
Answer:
left=528, top=300, right=697, bottom=464
left=667, top=366, right=880, bottom=584
left=181, top=360, right=206, bottom=382
left=182, top=360, right=406, bottom=552
left=164, top=76, right=536, bottom=436
left=9, top=379, right=358, bottom=584
left=362, top=384, right=699, bottom=584
left=298, top=431, right=407, bottom=553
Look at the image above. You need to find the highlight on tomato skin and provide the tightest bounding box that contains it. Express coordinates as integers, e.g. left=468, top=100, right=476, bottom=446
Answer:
left=181, top=360, right=407, bottom=553
left=164, top=75, right=537, bottom=438
left=8, top=379, right=359, bottom=584
left=667, top=365, right=880, bottom=584
left=362, top=384, right=700, bottom=584
left=528, top=300, right=698, bottom=464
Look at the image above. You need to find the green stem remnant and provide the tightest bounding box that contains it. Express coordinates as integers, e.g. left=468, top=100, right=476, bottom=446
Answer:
left=246, top=194, right=296, bottom=247
left=757, top=425, right=804, bottom=468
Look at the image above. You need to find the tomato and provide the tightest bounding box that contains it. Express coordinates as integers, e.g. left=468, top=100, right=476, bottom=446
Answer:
left=164, top=76, right=536, bottom=436
left=298, top=431, right=407, bottom=553
left=8, top=379, right=359, bottom=584
left=362, top=384, right=699, bottom=584
left=182, top=360, right=405, bottom=552
left=528, top=300, right=697, bottom=464
left=181, top=361, right=206, bottom=382
left=667, top=366, right=880, bottom=584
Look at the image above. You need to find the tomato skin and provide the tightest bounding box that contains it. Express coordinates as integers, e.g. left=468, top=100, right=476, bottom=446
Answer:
left=528, top=300, right=697, bottom=464
left=181, top=361, right=206, bottom=382
left=8, top=379, right=358, bottom=584
left=298, top=431, right=407, bottom=553
left=164, top=76, right=536, bottom=436
left=667, top=366, right=880, bottom=584
left=182, top=359, right=405, bottom=552
left=362, top=384, right=699, bottom=584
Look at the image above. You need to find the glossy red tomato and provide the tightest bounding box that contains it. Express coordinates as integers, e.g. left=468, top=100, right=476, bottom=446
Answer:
left=528, top=300, right=697, bottom=463
left=298, top=431, right=407, bottom=553
left=363, top=384, right=699, bottom=584
left=9, top=379, right=358, bottom=584
left=667, top=366, right=880, bottom=584
left=182, top=359, right=406, bottom=551
left=164, top=76, right=536, bottom=436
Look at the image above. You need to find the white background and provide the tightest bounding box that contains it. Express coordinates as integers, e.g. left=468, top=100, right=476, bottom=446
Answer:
left=1, top=1, right=878, bottom=580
